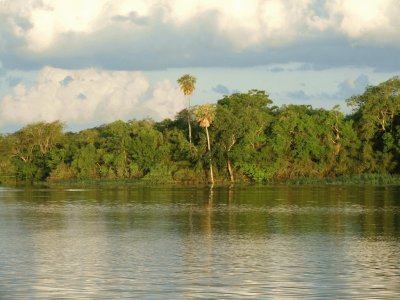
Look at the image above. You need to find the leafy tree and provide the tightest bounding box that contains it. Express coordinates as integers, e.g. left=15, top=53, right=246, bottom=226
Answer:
left=71, top=143, right=99, bottom=179
left=269, top=105, right=359, bottom=179
left=60, top=129, right=99, bottom=179
left=0, top=135, right=16, bottom=184
left=213, top=90, right=274, bottom=182
left=347, top=77, right=400, bottom=172
left=326, top=105, right=361, bottom=175
left=10, top=122, right=64, bottom=182
left=98, top=120, right=134, bottom=178
left=2, top=77, right=400, bottom=185
left=129, top=120, right=170, bottom=176
left=347, top=77, right=400, bottom=136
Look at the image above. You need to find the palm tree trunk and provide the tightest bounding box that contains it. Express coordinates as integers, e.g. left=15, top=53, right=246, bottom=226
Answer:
left=227, top=159, right=234, bottom=183
left=205, top=126, right=214, bottom=184
left=187, top=96, right=192, bottom=144
left=205, top=126, right=211, bottom=152
left=188, top=119, right=192, bottom=144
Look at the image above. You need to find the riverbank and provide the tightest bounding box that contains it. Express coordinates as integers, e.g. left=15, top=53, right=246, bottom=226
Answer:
left=3, top=173, right=400, bottom=188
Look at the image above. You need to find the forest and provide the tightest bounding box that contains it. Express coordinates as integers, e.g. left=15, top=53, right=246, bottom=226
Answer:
left=1, top=76, right=400, bottom=185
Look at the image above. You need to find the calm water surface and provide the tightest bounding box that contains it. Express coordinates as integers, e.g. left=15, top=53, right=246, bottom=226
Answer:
left=0, top=185, right=399, bottom=299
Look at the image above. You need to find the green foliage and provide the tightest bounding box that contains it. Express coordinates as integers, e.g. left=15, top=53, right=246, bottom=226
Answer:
left=267, top=104, right=361, bottom=179
left=0, top=135, right=16, bottom=184
left=172, top=168, right=203, bottom=183
left=212, top=90, right=274, bottom=182
left=5, top=122, right=65, bottom=182
left=285, top=174, right=400, bottom=185
left=1, top=78, right=400, bottom=185
left=347, top=77, right=400, bottom=173
left=142, top=164, right=175, bottom=184
left=130, top=120, right=169, bottom=175
left=71, top=144, right=99, bottom=179
left=97, top=120, right=134, bottom=178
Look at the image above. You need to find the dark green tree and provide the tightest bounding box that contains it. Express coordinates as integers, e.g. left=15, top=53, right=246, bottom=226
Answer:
left=10, top=122, right=64, bottom=182
left=268, top=105, right=360, bottom=179
left=98, top=120, right=134, bottom=178
left=347, top=77, right=400, bottom=173
left=213, top=90, right=274, bottom=182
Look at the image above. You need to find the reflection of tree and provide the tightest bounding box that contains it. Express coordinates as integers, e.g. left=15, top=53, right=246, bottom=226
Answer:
left=200, top=185, right=214, bottom=290
left=356, top=186, right=399, bottom=238
left=204, top=184, right=214, bottom=239
left=227, top=184, right=236, bottom=234
left=181, top=186, right=215, bottom=298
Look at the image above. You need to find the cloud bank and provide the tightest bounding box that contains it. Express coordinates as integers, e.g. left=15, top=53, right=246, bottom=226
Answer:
left=1, top=0, right=399, bottom=71
left=0, top=1, right=398, bottom=130
left=0, top=67, right=185, bottom=127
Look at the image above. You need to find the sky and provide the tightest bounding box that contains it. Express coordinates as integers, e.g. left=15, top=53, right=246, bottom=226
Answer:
left=0, top=0, right=399, bottom=133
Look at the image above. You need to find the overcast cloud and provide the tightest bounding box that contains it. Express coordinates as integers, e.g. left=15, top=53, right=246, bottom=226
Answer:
left=1, top=0, right=400, bottom=70
left=0, top=0, right=399, bottom=131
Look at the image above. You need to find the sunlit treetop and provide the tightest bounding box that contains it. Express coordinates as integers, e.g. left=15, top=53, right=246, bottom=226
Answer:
left=177, top=74, right=197, bottom=97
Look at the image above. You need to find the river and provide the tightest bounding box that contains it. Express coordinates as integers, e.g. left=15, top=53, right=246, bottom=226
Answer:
left=0, top=185, right=399, bottom=299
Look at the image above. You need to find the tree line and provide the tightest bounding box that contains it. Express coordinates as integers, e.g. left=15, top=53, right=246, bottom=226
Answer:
left=1, top=76, right=400, bottom=185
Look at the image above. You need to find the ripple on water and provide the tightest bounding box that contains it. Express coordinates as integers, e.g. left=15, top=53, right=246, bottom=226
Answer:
left=0, top=186, right=399, bottom=298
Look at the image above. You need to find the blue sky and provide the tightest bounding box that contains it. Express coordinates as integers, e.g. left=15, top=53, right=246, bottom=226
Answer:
left=0, top=0, right=399, bottom=132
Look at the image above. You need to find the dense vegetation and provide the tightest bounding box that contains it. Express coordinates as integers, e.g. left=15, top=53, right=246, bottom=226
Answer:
left=1, top=76, right=400, bottom=185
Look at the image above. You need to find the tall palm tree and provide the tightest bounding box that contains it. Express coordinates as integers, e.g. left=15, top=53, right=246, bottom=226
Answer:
left=177, top=74, right=196, bottom=144
left=194, top=104, right=216, bottom=184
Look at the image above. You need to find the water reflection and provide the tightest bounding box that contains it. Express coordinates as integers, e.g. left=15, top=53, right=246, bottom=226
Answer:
left=0, top=185, right=399, bottom=298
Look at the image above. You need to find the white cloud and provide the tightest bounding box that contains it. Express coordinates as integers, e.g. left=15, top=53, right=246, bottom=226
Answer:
left=4, top=0, right=109, bottom=51
left=0, top=0, right=399, bottom=74
left=144, top=80, right=186, bottom=120
left=0, top=67, right=185, bottom=127
left=326, top=0, right=400, bottom=44
left=2, top=0, right=399, bottom=55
